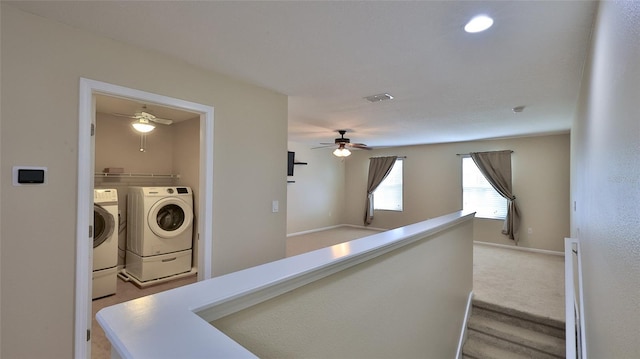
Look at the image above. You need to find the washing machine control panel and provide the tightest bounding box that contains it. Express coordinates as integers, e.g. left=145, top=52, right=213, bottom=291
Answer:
left=164, top=188, right=189, bottom=194
left=144, top=187, right=191, bottom=196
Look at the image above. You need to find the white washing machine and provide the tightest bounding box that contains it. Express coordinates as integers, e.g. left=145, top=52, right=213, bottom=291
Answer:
left=126, top=187, right=193, bottom=282
left=93, top=188, right=119, bottom=299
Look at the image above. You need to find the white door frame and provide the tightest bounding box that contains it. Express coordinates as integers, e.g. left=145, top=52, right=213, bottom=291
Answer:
left=76, top=78, right=214, bottom=358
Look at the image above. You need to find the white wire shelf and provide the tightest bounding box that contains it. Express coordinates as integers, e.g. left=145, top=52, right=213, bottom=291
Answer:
left=94, top=173, right=180, bottom=179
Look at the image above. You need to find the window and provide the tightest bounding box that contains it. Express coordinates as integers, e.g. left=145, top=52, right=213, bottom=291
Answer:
left=462, top=157, right=507, bottom=219
left=374, top=158, right=403, bottom=211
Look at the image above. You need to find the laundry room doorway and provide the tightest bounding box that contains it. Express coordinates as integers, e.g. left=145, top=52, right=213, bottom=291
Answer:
left=76, top=78, right=214, bottom=358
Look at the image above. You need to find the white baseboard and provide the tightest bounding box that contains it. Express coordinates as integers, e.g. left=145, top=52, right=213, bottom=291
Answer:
left=287, top=224, right=345, bottom=237
left=473, top=241, right=563, bottom=256
left=287, top=224, right=386, bottom=237
left=340, top=223, right=387, bottom=232
left=456, top=291, right=474, bottom=359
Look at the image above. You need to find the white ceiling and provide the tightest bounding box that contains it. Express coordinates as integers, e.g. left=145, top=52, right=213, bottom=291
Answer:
left=9, top=1, right=597, bottom=148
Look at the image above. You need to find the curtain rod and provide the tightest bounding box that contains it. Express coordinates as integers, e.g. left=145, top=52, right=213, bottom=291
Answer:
left=369, top=156, right=407, bottom=159
left=456, top=150, right=513, bottom=156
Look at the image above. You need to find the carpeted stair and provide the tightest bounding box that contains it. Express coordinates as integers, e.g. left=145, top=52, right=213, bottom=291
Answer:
left=462, top=299, right=565, bottom=359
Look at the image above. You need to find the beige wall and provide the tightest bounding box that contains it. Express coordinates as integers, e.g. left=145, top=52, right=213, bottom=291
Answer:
left=0, top=5, right=287, bottom=358
left=214, top=217, right=473, bottom=358
left=95, top=113, right=188, bottom=174
left=571, top=1, right=640, bottom=357
left=286, top=141, right=345, bottom=233
left=342, top=134, right=570, bottom=251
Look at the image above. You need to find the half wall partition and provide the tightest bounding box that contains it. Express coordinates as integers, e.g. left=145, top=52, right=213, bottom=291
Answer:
left=98, top=211, right=475, bottom=358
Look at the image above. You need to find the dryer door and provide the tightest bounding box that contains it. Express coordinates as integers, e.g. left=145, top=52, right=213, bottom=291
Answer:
left=94, top=204, right=115, bottom=248
left=147, top=197, right=193, bottom=239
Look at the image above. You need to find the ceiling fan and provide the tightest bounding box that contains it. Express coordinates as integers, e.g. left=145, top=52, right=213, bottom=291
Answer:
left=114, top=105, right=173, bottom=133
left=314, top=130, right=372, bottom=157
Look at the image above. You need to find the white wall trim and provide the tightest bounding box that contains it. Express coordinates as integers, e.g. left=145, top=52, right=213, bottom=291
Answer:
left=287, top=224, right=344, bottom=237
left=76, top=78, right=214, bottom=359
left=473, top=240, right=564, bottom=256
left=456, top=291, right=474, bottom=359
left=76, top=77, right=94, bottom=359
left=287, top=223, right=387, bottom=237
left=341, top=223, right=388, bottom=231
left=199, top=97, right=214, bottom=281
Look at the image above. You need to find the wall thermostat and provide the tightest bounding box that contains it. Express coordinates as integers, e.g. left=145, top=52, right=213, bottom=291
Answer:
left=13, top=166, right=47, bottom=186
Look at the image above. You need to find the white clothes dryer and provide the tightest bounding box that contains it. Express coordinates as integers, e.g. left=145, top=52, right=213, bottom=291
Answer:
left=93, top=188, right=118, bottom=299
left=127, top=187, right=194, bottom=257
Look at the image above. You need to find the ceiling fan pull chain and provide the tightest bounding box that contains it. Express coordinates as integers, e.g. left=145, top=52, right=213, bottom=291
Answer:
left=139, top=134, right=147, bottom=152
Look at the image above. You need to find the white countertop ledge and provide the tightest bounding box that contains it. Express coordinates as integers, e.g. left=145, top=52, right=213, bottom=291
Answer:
left=97, top=210, right=475, bottom=359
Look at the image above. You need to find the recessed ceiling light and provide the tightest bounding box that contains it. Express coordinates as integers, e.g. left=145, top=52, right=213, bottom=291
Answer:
left=464, top=15, right=494, bottom=33
left=364, top=93, right=394, bottom=103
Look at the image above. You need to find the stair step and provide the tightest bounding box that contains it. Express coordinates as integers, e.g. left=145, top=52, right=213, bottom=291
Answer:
left=473, top=299, right=565, bottom=333
left=464, top=330, right=562, bottom=359
left=468, top=312, right=566, bottom=357
left=472, top=304, right=565, bottom=339
left=463, top=331, right=537, bottom=359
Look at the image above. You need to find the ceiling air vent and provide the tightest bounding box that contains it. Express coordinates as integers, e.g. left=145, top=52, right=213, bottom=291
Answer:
left=364, top=93, right=394, bottom=103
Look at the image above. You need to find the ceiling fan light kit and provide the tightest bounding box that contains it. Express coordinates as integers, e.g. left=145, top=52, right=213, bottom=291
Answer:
left=313, top=130, right=371, bottom=157
left=464, top=14, right=494, bottom=33
left=333, top=146, right=351, bottom=157
left=131, top=118, right=156, bottom=133
left=111, top=105, right=177, bottom=152
left=114, top=105, right=174, bottom=134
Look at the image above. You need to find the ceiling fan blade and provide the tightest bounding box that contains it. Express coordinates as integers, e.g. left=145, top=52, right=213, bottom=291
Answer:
left=150, top=117, right=173, bottom=125
left=311, top=145, right=336, bottom=149
left=319, top=142, right=336, bottom=145
left=112, top=113, right=137, bottom=119
left=348, top=143, right=372, bottom=150
left=317, top=130, right=370, bottom=151
left=133, top=111, right=172, bottom=125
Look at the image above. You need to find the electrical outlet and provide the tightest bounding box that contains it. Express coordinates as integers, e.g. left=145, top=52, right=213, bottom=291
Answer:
left=528, top=227, right=533, bottom=235
left=272, top=200, right=279, bottom=213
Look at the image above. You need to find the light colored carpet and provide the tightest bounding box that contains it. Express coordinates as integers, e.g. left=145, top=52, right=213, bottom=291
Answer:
left=473, top=242, right=565, bottom=323
left=286, top=226, right=383, bottom=257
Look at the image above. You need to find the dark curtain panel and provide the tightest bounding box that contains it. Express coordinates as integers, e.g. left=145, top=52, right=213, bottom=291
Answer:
left=470, top=150, right=521, bottom=243
left=364, top=156, right=398, bottom=225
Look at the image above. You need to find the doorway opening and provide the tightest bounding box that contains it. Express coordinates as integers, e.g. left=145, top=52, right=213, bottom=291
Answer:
left=76, top=78, right=214, bottom=358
